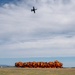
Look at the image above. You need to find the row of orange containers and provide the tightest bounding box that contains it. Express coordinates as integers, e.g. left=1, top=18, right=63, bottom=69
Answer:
left=15, top=60, right=63, bottom=68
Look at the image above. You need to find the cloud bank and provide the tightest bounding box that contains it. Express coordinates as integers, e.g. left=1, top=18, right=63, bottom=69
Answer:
left=0, top=0, right=75, bottom=58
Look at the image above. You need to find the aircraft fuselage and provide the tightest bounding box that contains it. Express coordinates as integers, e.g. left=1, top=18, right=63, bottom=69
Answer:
left=31, top=6, right=37, bottom=13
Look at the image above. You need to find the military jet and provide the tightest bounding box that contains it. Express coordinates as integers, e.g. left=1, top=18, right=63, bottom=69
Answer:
left=31, top=6, right=37, bottom=13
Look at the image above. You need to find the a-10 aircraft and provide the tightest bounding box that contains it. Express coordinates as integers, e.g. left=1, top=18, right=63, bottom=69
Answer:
left=31, top=6, right=37, bottom=13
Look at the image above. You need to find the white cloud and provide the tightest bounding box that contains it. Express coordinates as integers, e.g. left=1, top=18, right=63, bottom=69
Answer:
left=0, top=0, right=75, bottom=58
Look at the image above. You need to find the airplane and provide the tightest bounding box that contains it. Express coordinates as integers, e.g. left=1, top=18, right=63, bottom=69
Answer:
left=31, top=6, right=37, bottom=13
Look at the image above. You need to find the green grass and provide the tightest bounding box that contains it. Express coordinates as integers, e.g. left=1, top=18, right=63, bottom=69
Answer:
left=0, top=68, right=75, bottom=75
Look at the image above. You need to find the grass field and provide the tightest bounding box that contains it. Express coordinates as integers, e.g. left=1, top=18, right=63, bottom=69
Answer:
left=0, top=68, right=75, bottom=75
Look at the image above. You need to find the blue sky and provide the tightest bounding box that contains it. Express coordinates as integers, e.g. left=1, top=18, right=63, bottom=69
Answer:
left=0, top=0, right=75, bottom=58
left=0, top=57, right=75, bottom=67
